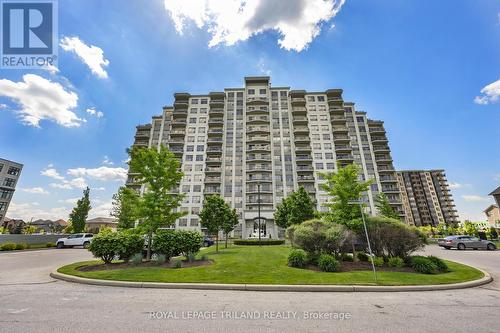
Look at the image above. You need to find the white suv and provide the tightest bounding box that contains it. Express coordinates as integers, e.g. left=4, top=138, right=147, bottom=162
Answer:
left=56, top=233, right=93, bottom=249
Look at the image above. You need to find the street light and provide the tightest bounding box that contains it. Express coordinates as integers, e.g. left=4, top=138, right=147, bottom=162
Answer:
left=348, top=199, right=377, bottom=283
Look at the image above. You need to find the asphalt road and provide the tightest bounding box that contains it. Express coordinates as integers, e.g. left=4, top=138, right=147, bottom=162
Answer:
left=1, top=246, right=499, bottom=333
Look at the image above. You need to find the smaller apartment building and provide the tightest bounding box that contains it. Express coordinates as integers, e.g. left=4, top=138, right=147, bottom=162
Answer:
left=0, top=158, right=23, bottom=227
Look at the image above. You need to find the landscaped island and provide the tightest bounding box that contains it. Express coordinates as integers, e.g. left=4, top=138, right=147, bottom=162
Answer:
left=58, top=245, right=482, bottom=286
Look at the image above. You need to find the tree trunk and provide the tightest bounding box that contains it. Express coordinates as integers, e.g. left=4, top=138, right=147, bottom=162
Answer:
left=146, top=231, right=153, bottom=261
left=351, top=239, right=357, bottom=262
left=215, top=233, right=219, bottom=252
left=225, top=232, right=228, bottom=249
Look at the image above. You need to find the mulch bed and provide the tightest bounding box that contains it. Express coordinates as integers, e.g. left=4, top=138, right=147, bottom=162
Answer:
left=304, top=261, right=415, bottom=273
left=77, top=259, right=213, bottom=272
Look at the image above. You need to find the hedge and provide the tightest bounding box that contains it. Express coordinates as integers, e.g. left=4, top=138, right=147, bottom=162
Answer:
left=233, top=239, right=285, bottom=246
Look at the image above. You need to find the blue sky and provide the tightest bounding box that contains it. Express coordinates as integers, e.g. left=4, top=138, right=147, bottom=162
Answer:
left=0, top=0, right=499, bottom=221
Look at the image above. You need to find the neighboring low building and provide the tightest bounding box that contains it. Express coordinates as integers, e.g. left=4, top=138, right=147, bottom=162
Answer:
left=396, top=169, right=459, bottom=227
left=484, top=205, right=500, bottom=228
left=30, top=219, right=67, bottom=233
left=489, top=186, right=500, bottom=207
left=86, top=217, right=118, bottom=233
left=0, top=158, right=23, bottom=227
left=2, top=217, right=25, bottom=233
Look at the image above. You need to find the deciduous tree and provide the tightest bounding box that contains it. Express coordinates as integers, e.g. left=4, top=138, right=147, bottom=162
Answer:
left=69, top=187, right=91, bottom=233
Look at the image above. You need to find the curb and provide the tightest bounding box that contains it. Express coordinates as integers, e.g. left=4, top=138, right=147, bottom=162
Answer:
left=50, top=269, right=493, bottom=292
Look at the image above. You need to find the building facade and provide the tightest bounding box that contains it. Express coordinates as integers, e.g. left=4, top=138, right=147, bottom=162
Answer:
left=396, top=170, right=459, bottom=226
left=127, top=77, right=404, bottom=238
left=0, top=158, right=23, bottom=227
left=484, top=205, right=500, bottom=228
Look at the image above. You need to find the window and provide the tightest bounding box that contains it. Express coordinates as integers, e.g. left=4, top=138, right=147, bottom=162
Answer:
left=248, top=89, right=255, bottom=95
left=317, top=96, right=325, bottom=102
left=196, top=155, right=203, bottom=161
left=190, top=218, right=199, bottom=227
left=192, top=196, right=201, bottom=203
left=196, top=145, right=204, bottom=152
left=189, top=117, right=196, bottom=124
left=315, top=163, right=324, bottom=169
left=187, top=136, right=195, bottom=142
left=185, top=155, right=193, bottom=161
left=200, top=99, right=208, bottom=104
left=191, top=99, right=199, bottom=104
left=193, top=185, right=202, bottom=192
left=0, top=202, right=6, bottom=211
left=182, top=185, right=190, bottom=192
left=178, top=218, right=188, bottom=227
left=186, top=145, right=194, bottom=152
left=326, top=163, right=335, bottom=170
left=259, top=89, right=266, bottom=95
left=195, top=165, right=203, bottom=171
left=307, top=96, right=315, bottom=102
left=7, top=167, right=20, bottom=176
left=0, top=164, right=3, bottom=172
left=3, top=178, right=15, bottom=187
left=0, top=190, right=12, bottom=199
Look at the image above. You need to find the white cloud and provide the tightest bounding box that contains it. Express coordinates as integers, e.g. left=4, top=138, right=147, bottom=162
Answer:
left=474, top=79, right=500, bottom=105
left=59, top=197, right=79, bottom=205
left=494, top=174, right=500, bottom=181
left=0, top=103, right=7, bottom=109
left=461, top=195, right=490, bottom=202
left=163, top=0, right=346, bottom=52
left=67, top=166, right=127, bottom=182
left=50, top=183, right=73, bottom=190
left=86, top=108, right=104, bottom=118
left=21, top=187, right=49, bottom=195
left=256, top=57, right=271, bottom=76
left=0, top=74, right=82, bottom=128
left=102, top=156, right=113, bottom=165
left=448, top=182, right=463, bottom=189
left=60, top=36, right=110, bottom=79
left=41, top=168, right=65, bottom=180
left=88, top=200, right=113, bottom=218
left=7, top=202, right=69, bottom=221
left=43, top=64, right=60, bottom=74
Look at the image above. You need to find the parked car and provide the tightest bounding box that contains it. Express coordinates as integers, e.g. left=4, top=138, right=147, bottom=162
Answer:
left=203, top=236, right=214, bottom=247
left=56, top=233, right=93, bottom=248
left=438, top=235, right=497, bottom=250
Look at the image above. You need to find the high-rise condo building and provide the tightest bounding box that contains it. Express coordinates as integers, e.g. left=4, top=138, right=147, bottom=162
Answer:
left=0, top=158, right=23, bottom=227
left=396, top=169, right=459, bottom=226
left=127, top=77, right=404, bottom=238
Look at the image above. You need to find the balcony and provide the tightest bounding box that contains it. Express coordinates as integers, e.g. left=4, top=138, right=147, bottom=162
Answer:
left=246, top=97, right=269, bottom=104
left=329, top=107, right=344, bottom=115
left=297, top=175, right=315, bottom=182
left=372, top=145, right=390, bottom=153
left=209, top=99, right=225, bottom=107
left=333, top=135, right=350, bottom=142
left=292, top=107, right=307, bottom=114
left=327, top=96, right=343, bottom=104
left=173, top=100, right=189, bottom=109
left=296, top=165, right=314, bottom=172
left=294, top=136, right=310, bottom=143
left=375, top=155, right=393, bottom=162
left=247, top=135, right=270, bottom=143
left=371, top=136, right=388, bottom=143
left=382, top=186, right=400, bottom=193
left=205, top=167, right=222, bottom=173
left=246, top=176, right=272, bottom=182
left=293, top=126, right=309, bottom=134
left=334, top=145, right=351, bottom=152
left=292, top=116, right=308, bottom=124
left=172, top=109, right=188, bottom=117
left=247, top=166, right=272, bottom=172
left=337, top=154, right=354, bottom=161
left=296, top=155, right=312, bottom=161
left=247, top=126, right=270, bottom=133
left=377, top=165, right=395, bottom=172
left=170, top=148, right=183, bottom=155
left=369, top=127, right=386, bottom=134
left=247, top=154, right=271, bottom=161
left=207, top=137, right=223, bottom=144
left=332, top=126, right=348, bottom=133
left=247, top=185, right=273, bottom=193
left=205, top=177, right=221, bottom=183
left=291, top=97, right=306, bottom=105
left=295, top=145, right=311, bottom=152
left=209, top=108, right=224, bottom=116
left=208, top=129, right=223, bottom=136
left=379, top=176, right=397, bottom=182
left=206, top=147, right=223, bottom=154
left=204, top=187, right=221, bottom=194
left=171, top=119, right=187, bottom=126
left=170, top=130, right=185, bottom=137
left=208, top=118, right=224, bottom=125
left=247, top=145, right=270, bottom=152
left=247, top=107, right=268, bottom=114
left=331, top=115, right=347, bottom=123
left=168, top=139, right=184, bottom=145
left=206, top=157, right=222, bottom=164
left=247, top=116, right=269, bottom=123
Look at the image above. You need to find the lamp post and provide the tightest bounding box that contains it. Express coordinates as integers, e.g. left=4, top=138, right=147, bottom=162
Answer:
left=257, top=181, right=261, bottom=244
left=348, top=200, right=377, bottom=283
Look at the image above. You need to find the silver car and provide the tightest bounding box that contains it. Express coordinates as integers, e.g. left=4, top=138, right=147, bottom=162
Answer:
left=438, top=235, right=497, bottom=251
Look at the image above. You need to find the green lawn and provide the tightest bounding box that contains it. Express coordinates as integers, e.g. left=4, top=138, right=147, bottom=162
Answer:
left=58, top=245, right=483, bottom=286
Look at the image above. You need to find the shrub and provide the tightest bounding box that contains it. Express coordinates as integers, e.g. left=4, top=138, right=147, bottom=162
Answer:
left=1, top=242, right=17, bottom=251
left=88, top=231, right=120, bottom=264
left=130, top=253, right=143, bottom=265
left=46, top=242, right=56, bottom=248
left=186, top=252, right=197, bottom=263
left=152, top=254, right=167, bottom=265
left=372, top=256, right=385, bottom=267
left=15, top=243, right=28, bottom=250
left=116, top=231, right=144, bottom=263
left=153, top=230, right=204, bottom=260
left=427, top=255, right=449, bottom=273
left=341, top=253, right=354, bottom=262
left=357, top=252, right=369, bottom=261
left=410, top=256, right=437, bottom=274
left=286, top=224, right=298, bottom=246
left=317, top=254, right=341, bottom=272
left=361, top=217, right=424, bottom=258
left=287, top=249, right=308, bottom=268
left=294, top=219, right=347, bottom=256
left=173, top=259, right=182, bottom=268
left=388, top=256, right=404, bottom=268
left=233, top=239, right=285, bottom=245
left=201, top=254, right=208, bottom=261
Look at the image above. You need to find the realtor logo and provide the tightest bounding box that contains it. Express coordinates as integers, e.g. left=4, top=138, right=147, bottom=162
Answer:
left=1, top=0, right=58, bottom=69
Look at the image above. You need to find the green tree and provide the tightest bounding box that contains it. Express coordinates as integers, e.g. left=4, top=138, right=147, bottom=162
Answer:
left=111, top=186, right=140, bottom=230
left=69, top=187, right=91, bottom=233
left=320, top=163, right=372, bottom=259
left=274, top=186, right=316, bottom=229
left=129, top=145, right=185, bottom=260
left=375, top=192, right=400, bottom=220
left=200, top=194, right=231, bottom=252
left=222, top=208, right=239, bottom=249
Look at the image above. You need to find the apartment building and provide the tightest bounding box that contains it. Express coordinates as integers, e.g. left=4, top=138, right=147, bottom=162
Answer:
left=0, top=158, right=23, bottom=227
left=396, top=170, right=459, bottom=226
left=127, top=77, right=403, bottom=238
